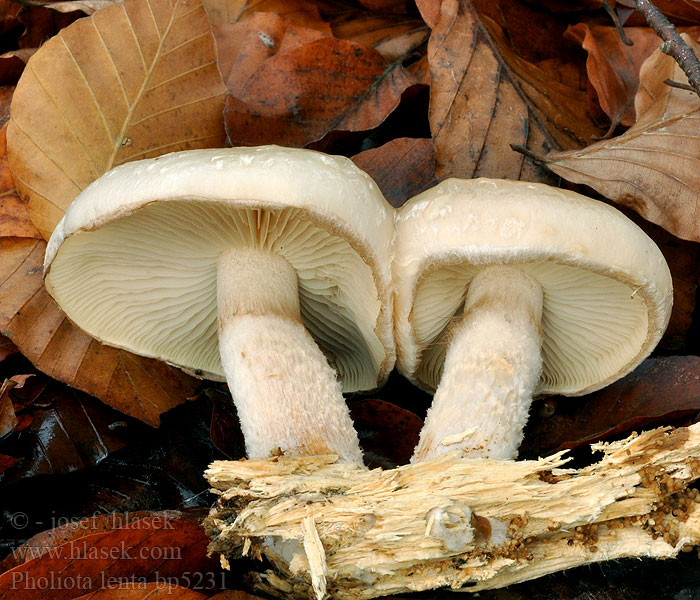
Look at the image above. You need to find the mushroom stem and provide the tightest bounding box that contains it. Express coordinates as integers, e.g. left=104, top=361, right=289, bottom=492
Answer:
left=412, top=266, right=544, bottom=462
left=217, top=247, right=363, bottom=464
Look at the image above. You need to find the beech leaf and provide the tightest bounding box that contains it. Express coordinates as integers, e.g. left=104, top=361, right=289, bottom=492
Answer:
left=348, top=398, right=423, bottom=469
left=0, top=334, right=18, bottom=363
left=429, top=0, right=601, bottom=181
left=544, top=34, right=700, bottom=242
left=214, top=12, right=327, bottom=94
left=6, top=0, right=227, bottom=239
left=0, top=124, right=41, bottom=239
left=351, top=137, right=436, bottom=207
left=225, top=37, right=419, bottom=147
left=40, top=1, right=121, bottom=15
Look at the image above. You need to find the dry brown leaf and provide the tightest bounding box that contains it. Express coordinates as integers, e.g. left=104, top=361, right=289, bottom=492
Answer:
left=351, top=137, right=436, bottom=207
left=415, top=0, right=440, bottom=28
left=0, top=235, right=198, bottom=426
left=566, top=24, right=700, bottom=127
left=74, top=585, right=208, bottom=599
left=0, top=333, right=18, bottom=362
left=225, top=37, right=418, bottom=147
left=332, top=15, right=429, bottom=62
left=0, top=379, right=18, bottom=437
left=618, top=0, right=700, bottom=24
left=215, top=12, right=326, bottom=93
left=0, top=124, right=41, bottom=239
left=7, top=0, right=227, bottom=239
left=203, top=0, right=331, bottom=31
left=2, top=510, right=185, bottom=570
left=429, top=0, right=601, bottom=181
left=545, top=34, right=700, bottom=242
left=40, top=1, right=121, bottom=14
left=0, top=513, right=220, bottom=599
left=0, top=50, right=35, bottom=86
left=0, top=86, right=12, bottom=127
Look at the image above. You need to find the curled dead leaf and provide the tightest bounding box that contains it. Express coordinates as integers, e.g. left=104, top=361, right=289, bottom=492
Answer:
left=545, top=34, right=700, bottom=242
left=0, top=50, right=34, bottom=86
left=39, top=1, right=121, bottom=15
left=332, top=14, right=429, bottom=62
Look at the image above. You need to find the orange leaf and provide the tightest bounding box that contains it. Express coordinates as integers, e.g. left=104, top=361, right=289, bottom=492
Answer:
left=215, top=12, right=327, bottom=94
left=0, top=514, right=220, bottom=599
left=351, top=137, right=436, bottom=208
left=0, top=50, right=34, bottom=86
left=7, top=0, right=227, bottom=239
left=225, top=37, right=418, bottom=147
left=1, top=511, right=197, bottom=571
left=74, top=583, right=208, bottom=599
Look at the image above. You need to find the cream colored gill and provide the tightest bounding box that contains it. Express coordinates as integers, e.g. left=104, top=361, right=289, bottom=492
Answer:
left=45, top=199, right=384, bottom=392
left=412, top=261, right=648, bottom=396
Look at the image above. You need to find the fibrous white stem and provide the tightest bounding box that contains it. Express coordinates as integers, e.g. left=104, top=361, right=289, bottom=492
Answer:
left=412, top=266, right=543, bottom=462
left=217, top=247, right=363, bottom=464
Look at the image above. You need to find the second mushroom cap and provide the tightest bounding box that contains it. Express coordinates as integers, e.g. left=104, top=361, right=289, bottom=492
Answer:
left=394, top=178, right=673, bottom=461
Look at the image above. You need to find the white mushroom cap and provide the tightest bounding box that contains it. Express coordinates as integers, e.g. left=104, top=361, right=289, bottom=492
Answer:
left=44, top=146, right=395, bottom=393
left=394, top=178, right=672, bottom=397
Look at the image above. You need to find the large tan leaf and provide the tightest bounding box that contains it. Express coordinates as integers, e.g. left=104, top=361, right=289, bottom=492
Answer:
left=545, top=34, right=700, bottom=242
left=429, top=0, right=602, bottom=180
left=7, top=0, right=227, bottom=240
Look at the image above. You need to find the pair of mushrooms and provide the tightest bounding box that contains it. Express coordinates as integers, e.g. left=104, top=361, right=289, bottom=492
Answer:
left=44, top=147, right=673, bottom=464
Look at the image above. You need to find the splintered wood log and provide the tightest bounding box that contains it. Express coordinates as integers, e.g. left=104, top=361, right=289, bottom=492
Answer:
left=205, top=423, right=700, bottom=600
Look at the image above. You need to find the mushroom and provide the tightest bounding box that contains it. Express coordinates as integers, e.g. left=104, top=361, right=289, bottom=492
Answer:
left=394, top=179, right=673, bottom=462
left=44, top=146, right=395, bottom=464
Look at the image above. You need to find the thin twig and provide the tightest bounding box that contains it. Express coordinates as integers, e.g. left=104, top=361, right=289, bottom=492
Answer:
left=664, top=78, right=695, bottom=92
left=510, top=144, right=546, bottom=163
left=636, top=0, right=700, bottom=98
left=602, top=0, right=633, bottom=46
